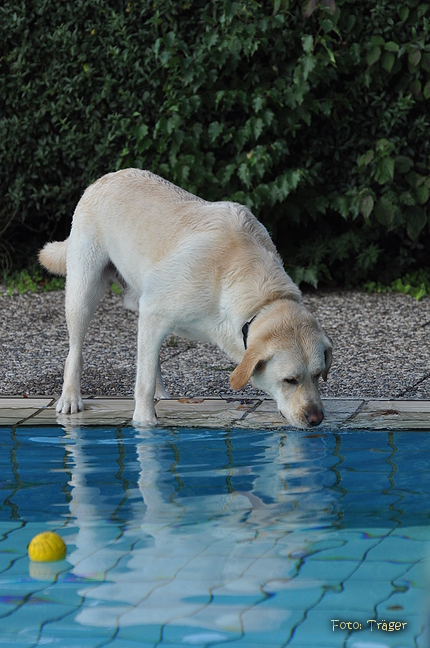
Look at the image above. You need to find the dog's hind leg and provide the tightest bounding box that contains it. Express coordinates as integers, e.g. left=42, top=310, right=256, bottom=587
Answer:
left=56, top=241, right=110, bottom=415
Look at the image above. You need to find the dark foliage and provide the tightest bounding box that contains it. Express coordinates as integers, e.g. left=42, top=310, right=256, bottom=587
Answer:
left=1, top=0, right=429, bottom=286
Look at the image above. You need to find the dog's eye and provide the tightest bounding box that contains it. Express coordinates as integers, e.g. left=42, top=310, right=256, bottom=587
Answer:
left=284, top=378, right=298, bottom=386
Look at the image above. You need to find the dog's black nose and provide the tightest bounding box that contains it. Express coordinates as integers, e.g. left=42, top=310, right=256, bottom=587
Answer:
left=306, top=408, right=324, bottom=427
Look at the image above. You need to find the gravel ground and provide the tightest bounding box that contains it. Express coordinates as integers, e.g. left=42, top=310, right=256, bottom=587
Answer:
left=1, top=286, right=429, bottom=400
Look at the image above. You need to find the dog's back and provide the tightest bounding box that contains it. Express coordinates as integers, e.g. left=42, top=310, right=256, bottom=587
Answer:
left=40, top=168, right=283, bottom=283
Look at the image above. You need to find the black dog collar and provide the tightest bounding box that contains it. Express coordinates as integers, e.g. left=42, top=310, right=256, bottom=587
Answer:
left=242, top=314, right=257, bottom=349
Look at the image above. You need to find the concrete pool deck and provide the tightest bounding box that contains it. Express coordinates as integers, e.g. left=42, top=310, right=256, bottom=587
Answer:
left=1, top=395, right=429, bottom=430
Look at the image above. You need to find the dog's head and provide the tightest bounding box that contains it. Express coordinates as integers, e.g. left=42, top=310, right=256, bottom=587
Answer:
left=230, top=301, right=332, bottom=429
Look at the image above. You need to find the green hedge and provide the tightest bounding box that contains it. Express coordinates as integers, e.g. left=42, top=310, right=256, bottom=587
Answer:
left=1, top=0, right=429, bottom=287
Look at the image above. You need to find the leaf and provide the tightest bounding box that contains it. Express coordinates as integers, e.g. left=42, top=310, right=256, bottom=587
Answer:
left=262, top=109, right=274, bottom=126
left=275, top=173, right=292, bottom=200
left=398, top=5, right=409, bottom=21
left=202, top=32, right=219, bottom=48
left=253, top=117, right=264, bottom=140
left=332, top=196, right=349, bottom=218
left=302, top=0, right=318, bottom=18
left=422, top=53, right=430, bottom=73
left=208, top=121, right=222, bottom=142
left=252, top=96, right=264, bottom=112
left=302, top=266, right=318, bottom=288
left=325, top=44, right=336, bottom=66
left=392, top=278, right=410, bottom=294
left=417, top=3, right=430, bottom=18
left=358, top=150, right=374, bottom=167
left=132, top=124, right=149, bottom=142
left=301, top=53, right=317, bottom=80
left=406, top=205, right=427, bottom=240
left=384, top=41, right=399, bottom=53
left=356, top=243, right=381, bottom=271
left=137, top=137, right=151, bottom=153
left=238, top=162, right=251, bottom=188
left=302, top=34, right=313, bottom=54
left=400, top=191, right=416, bottom=206
left=159, top=50, right=170, bottom=65
left=360, top=194, right=374, bottom=220
left=345, top=14, right=356, bottom=32
left=288, top=265, right=318, bottom=288
left=164, top=31, right=175, bottom=48
left=395, top=156, right=414, bottom=174
left=381, top=51, right=395, bottom=73
left=321, top=0, right=336, bottom=15
left=375, top=138, right=394, bottom=154
left=409, top=79, right=422, bottom=97
left=287, top=170, right=301, bottom=191
left=410, top=284, right=427, bottom=300
left=424, top=80, right=430, bottom=99
left=409, top=48, right=422, bottom=68
left=219, top=163, right=236, bottom=185
left=366, top=46, right=381, bottom=66
left=166, top=114, right=180, bottom=135
left=416, top=185, right=430, bottom=204
left=273, top=0, right=282, bottom=15
left=322, top=18, right=335, bottom=34
left=406, top=171, right=422, bottom=189
left=374, top=157, right=395, bottom=184
left=375, top=197, right=394, bottom=228
left=215, top=91, right=225, bottom=109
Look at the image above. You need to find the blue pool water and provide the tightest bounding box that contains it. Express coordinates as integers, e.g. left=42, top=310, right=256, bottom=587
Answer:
left=1, top=425, right=430, bottom=648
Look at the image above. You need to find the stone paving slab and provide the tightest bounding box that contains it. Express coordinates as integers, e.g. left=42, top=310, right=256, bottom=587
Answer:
left=0, top=397, right=55, bottom=426
left=347, top=399, right=430, bottom=430
left=0, top=396, right=429, bottom=430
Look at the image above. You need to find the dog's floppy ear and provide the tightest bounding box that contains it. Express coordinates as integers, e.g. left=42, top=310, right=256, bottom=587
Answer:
left=230, top=349, right=263, bottom=390
left=322, top=336, right=333, bottom=381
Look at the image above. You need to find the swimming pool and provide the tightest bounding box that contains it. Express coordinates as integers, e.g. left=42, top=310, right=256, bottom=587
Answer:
left=1, top=425, right=429, bottom=647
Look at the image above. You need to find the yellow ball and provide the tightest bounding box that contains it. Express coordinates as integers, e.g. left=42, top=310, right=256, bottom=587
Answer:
left=28, top=532, right=66, bottom=562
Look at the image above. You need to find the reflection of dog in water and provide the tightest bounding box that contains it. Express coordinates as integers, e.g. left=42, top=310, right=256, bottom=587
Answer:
left=63, top=426, right=336, bottom=633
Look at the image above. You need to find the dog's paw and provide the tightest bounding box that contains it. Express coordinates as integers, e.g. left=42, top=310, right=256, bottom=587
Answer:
left=56, top=394, right=84, bottom=415
left=132, top=409, right=158, bottom=427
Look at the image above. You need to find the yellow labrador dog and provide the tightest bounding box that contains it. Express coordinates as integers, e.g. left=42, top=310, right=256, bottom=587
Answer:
left=39, top=169, right=332, bottom=428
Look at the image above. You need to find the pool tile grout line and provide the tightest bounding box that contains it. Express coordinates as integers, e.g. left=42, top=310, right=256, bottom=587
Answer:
left=0, top=396, right=429, bottom=430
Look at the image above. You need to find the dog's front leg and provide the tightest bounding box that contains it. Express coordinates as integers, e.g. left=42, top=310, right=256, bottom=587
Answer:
left=133, top=308, right=167, bottom=426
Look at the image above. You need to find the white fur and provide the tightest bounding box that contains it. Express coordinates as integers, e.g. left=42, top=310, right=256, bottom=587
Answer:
left=39, top=169, right=332, bottom=428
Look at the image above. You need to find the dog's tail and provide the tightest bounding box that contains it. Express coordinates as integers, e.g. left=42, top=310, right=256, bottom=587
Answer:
left=38, top=238, right=69, bottom=276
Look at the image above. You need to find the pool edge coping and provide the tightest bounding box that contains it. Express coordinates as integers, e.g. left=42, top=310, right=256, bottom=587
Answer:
left=0, top=396, right=429, bottom=430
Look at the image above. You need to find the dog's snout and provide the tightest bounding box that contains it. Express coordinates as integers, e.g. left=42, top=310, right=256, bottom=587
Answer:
left=306, top=407, right=324, bottom=427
